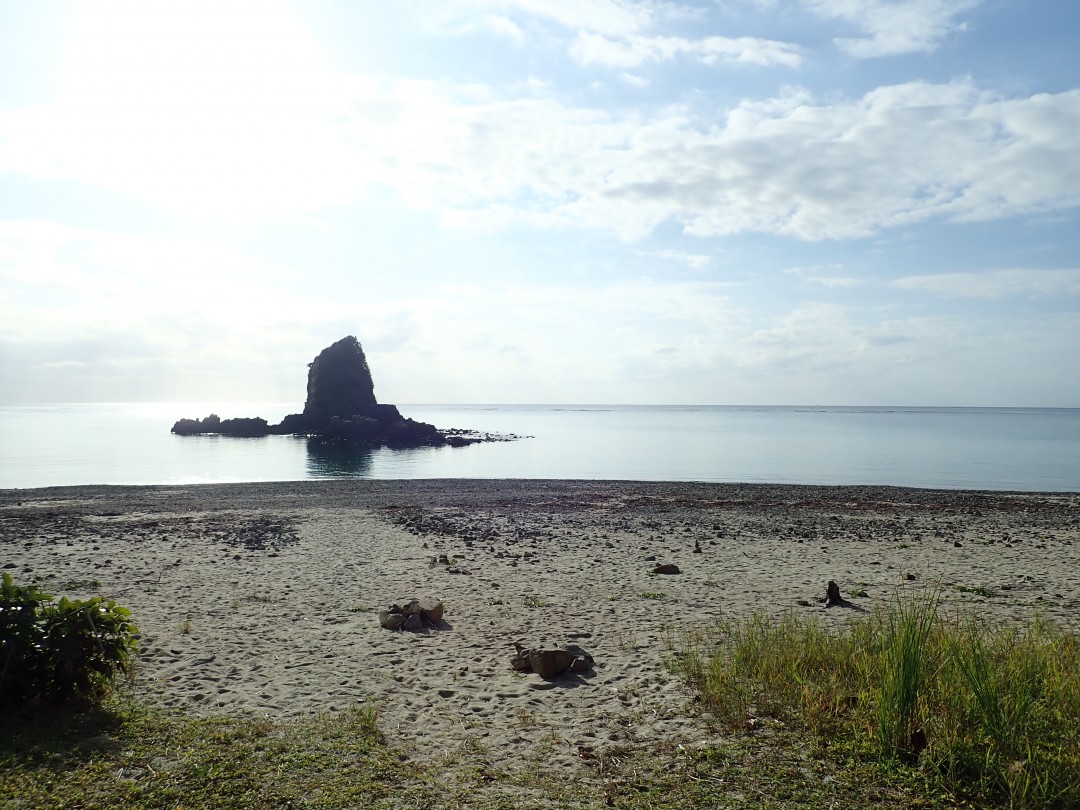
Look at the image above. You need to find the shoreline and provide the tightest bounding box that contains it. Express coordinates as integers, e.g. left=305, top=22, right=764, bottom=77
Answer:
left=3, top=480, right=1078, bottom=774
left=4, top=476, right=1078, bottom=500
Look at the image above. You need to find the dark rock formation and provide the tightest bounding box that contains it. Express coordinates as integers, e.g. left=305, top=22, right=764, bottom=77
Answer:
left=510, top=642, right=595, bottom=679
left=171, top=417, right=210, bottom=436
left=825, top=580, right=843, bottom=607
left=379, top=598, right=446, bottom=631
left=171, top=335, right=506, bottom=448
left=219, top=417, right=271, bottom=437
left=172, top=413, right=269, bottom=437
left=301, top=336, right=377, bottom=429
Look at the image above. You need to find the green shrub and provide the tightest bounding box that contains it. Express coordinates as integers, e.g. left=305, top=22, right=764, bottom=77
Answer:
left=0, top=572, right=137, bottom=707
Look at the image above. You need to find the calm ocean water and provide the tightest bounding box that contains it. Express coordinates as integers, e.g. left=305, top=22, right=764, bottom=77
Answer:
left=0, top=403, right=1078, bottom=492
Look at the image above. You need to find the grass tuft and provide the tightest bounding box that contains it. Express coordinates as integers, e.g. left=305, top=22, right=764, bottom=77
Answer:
left=875, top=588, right=937, bottom=759
left=676, top=591, right=1080, bottom=809
left=955, top=584, right=997, bottom=597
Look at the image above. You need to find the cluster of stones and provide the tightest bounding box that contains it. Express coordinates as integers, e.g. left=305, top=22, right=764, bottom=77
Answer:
left=510, top=642, right=595, bottom=679
left=379, top=597, right=445, bottom=631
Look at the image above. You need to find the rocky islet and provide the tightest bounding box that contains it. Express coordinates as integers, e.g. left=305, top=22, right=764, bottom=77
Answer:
left=171, top=336, right=519, bottom=448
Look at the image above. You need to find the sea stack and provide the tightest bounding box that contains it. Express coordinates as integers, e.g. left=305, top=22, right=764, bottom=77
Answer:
left=171, top=335, right=474, bottom=448
left=301, top=336, right=378, bottom=429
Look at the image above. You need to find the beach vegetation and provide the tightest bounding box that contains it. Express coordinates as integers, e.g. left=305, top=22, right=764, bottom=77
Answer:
left=522, top=594, right=545, bottom=608
left=638, top=591, right=667, bottom=600
left=5, top=590, right=1075, bottom=808
left=0, top=695, right=397, bottom=809
left=55, top=578, right=102, bottom=591
left=955, top=584, right=997, bottom=598
left=0, top=573, right=137, bottom=708
left=659, top=624, right=678, bottom=651
left=677, top=590, right=1080, bottom=809
left=513, top=706, right=539, bottom=728
left=0, top=688, right=963, bottom=810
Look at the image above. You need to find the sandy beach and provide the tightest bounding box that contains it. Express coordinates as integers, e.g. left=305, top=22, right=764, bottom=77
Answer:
left=2, top=480, right=1078, bottom=777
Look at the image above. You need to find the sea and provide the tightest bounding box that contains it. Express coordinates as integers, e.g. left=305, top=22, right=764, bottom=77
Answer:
left=1, top=403, right=1078, bottom=492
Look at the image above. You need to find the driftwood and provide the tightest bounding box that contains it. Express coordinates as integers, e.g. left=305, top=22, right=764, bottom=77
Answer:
left=825, top=580, right=842, bottom=606
left=823, top=580, right=867, bottom=612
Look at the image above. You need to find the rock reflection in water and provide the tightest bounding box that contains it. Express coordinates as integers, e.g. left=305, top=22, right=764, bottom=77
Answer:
left=304, top=438, right=375, bottom=478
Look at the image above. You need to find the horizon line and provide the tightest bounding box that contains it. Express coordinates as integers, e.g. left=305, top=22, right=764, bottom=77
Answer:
left=2, top=401, right=1078, bottom=411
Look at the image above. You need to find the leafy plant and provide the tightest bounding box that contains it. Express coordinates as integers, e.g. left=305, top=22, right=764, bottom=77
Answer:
left=56, top=578, right=102, bottom=591
left=522, top=594, right=544, bottom=608
left=0, top=572, right=138, bottom=707
left=956, top=584, right=996, bottom=597
left=639, top=591, right=667, bottom=600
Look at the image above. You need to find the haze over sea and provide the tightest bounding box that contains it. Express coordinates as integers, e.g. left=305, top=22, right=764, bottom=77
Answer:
left=1, top=403, right=1077, bottom=492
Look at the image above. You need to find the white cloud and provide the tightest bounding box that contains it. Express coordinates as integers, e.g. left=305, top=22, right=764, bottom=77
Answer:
left=807, top=276, right=865, bottom=288
left=373, top=280, right=742, bottom=401
left=476, top=15, right=526, bottom=42
left=651, top=249, right=714, bottom=270
left=805, top=0, right=982, bottom=57
left=620, top=72, right=651, bottom=88
left=366, top=279, right=739, bottom=401
left=443, top=0, right=795, bottom=71
left=3, top=218, right=1076, bottom=404
left=784, top=263, right=846, bottom=276
left=734, top=303, right=864, bottom=368
left=0, top=220, right=332, bottom=344
left=4, top=52, right=1078, bottom=242
left=570, top=31, right=802, bottom=68
left=891, top=269, right=1080, bottom=299
left=452, top=0, right=975, bottom=64
left=441, top=0, right=680, bottom=38
left=783, top=267, right=868, bottom=287
left=416, top=79, right=1080, bottom=241
left=438, top=11, right=526, bottom=42
left=0, top=217, right=740, bottom=401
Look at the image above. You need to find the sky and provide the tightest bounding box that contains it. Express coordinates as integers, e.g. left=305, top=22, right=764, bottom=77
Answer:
left=1, top=0, right=1078, bottom=407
